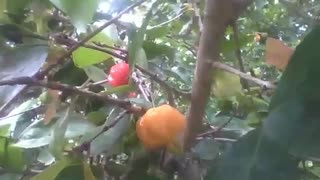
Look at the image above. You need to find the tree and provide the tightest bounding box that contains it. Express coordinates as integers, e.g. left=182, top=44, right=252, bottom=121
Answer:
left=0, top=0, right=320, bottom=179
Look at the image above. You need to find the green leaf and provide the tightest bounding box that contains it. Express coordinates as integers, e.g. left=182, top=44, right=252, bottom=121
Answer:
left=83, top=163, right=97, bottom=180
left=31, top=159, right=70, bottom=180
left=55, top=163, right=84, bottom=180
left=128, top=98, right=153, bottom=109
left=146, top=26, right=170, bottom=39
left=0, top=99, right=39, bottom=138
left=49, top=106, right=72, bottom=159
left=127, top=0, right=162, bottom=70
left=5, top=0, right=32, bottom=24
left=79, top=108, right=131, bottom=156
left=72, top=26, right=118, bottom=68
left=14, top=112, right=96, bottom=149
left=72, top=47, right=112, bottom=68
left=49, top=0, right=99, bottom=33
left=83, top=65, right=107, bottom=82
left=5, top=143, right=27, bottom=173
left=192, top=138, right=220, bottom=161
left=0, top=44, right=48, bottom=111
left=220, top=34, right=254, bottom=54
left=207, top=129, right=301, bottom=180
left=136, top=47, right=148, bottom=69
left=262, top=26, right=320, bottom=158
left=87, top=110, right=107, bottom=126
left=212, top=69, right=243, bottom=99
left=269, top=25, right=320, bottom=110
left=143, top=41, right=175, bottom=60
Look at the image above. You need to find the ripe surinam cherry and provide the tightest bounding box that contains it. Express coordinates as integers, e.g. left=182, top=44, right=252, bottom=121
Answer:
left=108, top=62, right=130, bottom=87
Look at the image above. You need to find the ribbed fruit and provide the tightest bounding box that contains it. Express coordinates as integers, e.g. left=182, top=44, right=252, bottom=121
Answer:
left=136, top=104, right=186, bottom=151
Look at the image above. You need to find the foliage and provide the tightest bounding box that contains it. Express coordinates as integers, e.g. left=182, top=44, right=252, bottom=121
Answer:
left=0, top=0, right=320, bottom=179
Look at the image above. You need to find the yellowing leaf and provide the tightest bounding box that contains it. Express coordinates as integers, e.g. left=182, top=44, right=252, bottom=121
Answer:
left=212, top=69, right=242, bottom=98
left=265, top=37, right=294, bottom=70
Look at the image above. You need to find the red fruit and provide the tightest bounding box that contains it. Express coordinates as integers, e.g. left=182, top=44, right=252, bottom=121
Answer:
left=108, top=62, right=130, bottom=87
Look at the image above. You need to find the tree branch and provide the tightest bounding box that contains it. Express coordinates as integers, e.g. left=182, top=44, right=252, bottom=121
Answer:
left=184, top=0, right=253, bottom=152
left=212, top=62, right=276, bottom=89
left=0, top=77, right=144, bottom=115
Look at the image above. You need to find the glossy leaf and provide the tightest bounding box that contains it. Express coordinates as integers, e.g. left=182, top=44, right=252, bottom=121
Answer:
left=0, top=99, right=39, bottom=138
left=14, top=112, right=96, bottom=149
left=207, top=129, right=301, bottom=180
left=0, top=44, right=48, bottom=111
left=72, top=31, right=116, bottom=68
left=83, top=65, right=109, bottom=88
left=192, top=138, right=220, bottom=161
left=79, top=108, right=131, bottom=156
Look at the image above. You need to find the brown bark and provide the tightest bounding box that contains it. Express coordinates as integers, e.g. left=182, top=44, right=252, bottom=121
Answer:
left=183, top=0, right=253, bottom=151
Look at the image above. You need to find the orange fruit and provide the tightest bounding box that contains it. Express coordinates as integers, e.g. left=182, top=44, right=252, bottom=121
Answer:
left=136, top=104, right=187, bottom=152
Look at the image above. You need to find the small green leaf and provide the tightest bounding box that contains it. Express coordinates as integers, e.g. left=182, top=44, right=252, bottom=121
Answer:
left=146, top=26, right=170, bottom=39
left=72, top=28, right=117, bottom=68
left=87, top=111, right=107, bottom=126
left=49, top=0, right=99, bottom=33
left=72, top=47, right=112, bottom=68
left=143, top=41, right=175, bottom=60
left=49, top=106, right=72, bottom=159
left=83, top=65, right=107, bottom=82
left=136, top=47, right=148, bottom=69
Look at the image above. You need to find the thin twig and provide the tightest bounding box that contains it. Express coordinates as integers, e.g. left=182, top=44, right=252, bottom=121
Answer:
left=197, top=116, right=233, bottom=137
left=35, top=0, right=146, bottom=79
left=135, top=65, right=191, bottom=100
left=212, top=62, right=276, bottom=89
left=92, top=42, right=127, bottom=54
